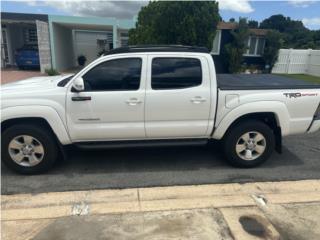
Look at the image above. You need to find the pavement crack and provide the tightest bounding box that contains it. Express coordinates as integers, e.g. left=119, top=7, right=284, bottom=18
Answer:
left=137, top=188, right=142, bottom=211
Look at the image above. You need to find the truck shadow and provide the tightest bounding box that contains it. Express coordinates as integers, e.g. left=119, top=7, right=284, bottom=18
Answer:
left=0, top=143, right=311, bottom=195
left=52, top=143, right=304, bottom=174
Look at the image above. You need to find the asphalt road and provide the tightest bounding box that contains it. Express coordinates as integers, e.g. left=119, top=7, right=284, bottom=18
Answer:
left=2, top=132, right=320, bottom=195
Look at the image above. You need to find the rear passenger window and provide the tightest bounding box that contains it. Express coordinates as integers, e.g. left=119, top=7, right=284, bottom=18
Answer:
left=151, top=58, right=202, bottom=90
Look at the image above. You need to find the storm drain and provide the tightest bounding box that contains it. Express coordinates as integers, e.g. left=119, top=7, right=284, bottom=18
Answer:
left=239, top=215, right=266, bottom=237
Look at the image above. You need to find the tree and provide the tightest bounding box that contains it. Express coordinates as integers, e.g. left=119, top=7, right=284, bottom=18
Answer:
left=312, top=30, right=320, bottom=49
left=262, top=30, right=283, bottom=72
left=260, top=14, right=305, bottom=33
left=248, top=20, right=259, bottom=28
left=128, top=1, right=220, bottom=49
left=229, top=18, right=235, bottom=23
left=259, top=14, right=318, bottom=49
left=222, top=18, right=250, bottom=73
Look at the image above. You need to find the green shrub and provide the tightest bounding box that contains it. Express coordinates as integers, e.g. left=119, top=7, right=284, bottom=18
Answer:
left=263, top=30, right=284, bottom=73
left=222, top=18, right=250, bottom=73
left=45, top=68, right=60, bottom=76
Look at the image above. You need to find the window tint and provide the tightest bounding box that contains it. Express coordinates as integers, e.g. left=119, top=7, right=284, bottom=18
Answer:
left=83, top=58, right=142, bottom=91
left=152, top=58, right=202, bottom=90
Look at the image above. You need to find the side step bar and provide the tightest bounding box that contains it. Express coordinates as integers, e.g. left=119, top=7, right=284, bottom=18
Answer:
left=74, top=139, right=209, bottom=150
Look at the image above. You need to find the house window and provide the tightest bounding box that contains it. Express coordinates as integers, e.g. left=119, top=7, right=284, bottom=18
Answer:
left=244, top=36, right=265, bottom=56
left=211, top=30, right=221, bottom=55
left=106, top=32, right=113, bottom=43
left=24, top=28, right=38, bottom=44
left=120, top=32, right=129, bottom=47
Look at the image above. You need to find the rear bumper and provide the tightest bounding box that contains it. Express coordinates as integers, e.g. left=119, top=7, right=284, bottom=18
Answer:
left=308, top=120, right=320, bottom=133
left=16, top=57, right=40, bottom=67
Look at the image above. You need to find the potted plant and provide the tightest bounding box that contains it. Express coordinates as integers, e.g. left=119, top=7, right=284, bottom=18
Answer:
left=77, top=55, right=87, bottom=66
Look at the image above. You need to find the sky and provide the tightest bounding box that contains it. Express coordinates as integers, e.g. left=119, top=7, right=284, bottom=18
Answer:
left=1, top=0, right=320, bottom=30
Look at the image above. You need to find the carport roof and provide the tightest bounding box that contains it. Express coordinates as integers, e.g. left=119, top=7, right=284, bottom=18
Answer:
left=1, top=12, right=48, bottom=22
left=49, top=14, right=135, bottom=29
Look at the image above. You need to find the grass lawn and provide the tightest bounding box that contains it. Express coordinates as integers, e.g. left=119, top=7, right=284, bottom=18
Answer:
left=278, top=74, right=320, bottom=84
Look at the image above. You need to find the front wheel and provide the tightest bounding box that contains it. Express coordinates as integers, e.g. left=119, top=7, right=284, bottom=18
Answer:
left=223, top=120, right=275, bottom=168
left=1, top=124, right=58, bottom=174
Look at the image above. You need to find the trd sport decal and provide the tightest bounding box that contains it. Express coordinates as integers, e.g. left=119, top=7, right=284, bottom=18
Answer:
left=284, top=93, right=318, bottom=98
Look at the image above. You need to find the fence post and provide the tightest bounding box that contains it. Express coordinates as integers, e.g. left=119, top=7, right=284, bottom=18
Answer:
left=286, top=48, right=293, bottom=74
left=306, top=49, right=312, bottom=75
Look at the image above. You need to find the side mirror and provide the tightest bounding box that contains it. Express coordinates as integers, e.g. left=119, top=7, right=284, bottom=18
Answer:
left=72, top=77, right=84, bottom=92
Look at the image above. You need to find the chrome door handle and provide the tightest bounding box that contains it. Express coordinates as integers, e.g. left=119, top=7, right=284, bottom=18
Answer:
left=72, top=96, right=91, bottom=101
left=126, top=98, right=142, bottom=106
left=190, top=97, right=206, bottom=104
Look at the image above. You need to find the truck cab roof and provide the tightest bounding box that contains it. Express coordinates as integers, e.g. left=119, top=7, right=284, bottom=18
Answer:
left=104, top=45, right=210, bottom=55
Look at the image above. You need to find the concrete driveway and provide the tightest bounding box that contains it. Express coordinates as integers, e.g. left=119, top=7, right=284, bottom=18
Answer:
left=1, top=69, right=44, bottom=84
left=2, top=132, right=320, bottom=195
left=3, top=180, right=320, bottom=240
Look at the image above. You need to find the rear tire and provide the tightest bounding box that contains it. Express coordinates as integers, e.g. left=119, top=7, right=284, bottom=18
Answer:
left=1, top=124, right=58, bottom=174
left=223, top=120, right=275, bottom=168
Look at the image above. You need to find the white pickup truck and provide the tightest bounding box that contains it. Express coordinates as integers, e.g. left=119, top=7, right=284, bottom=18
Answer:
left=2, top=46, right=320, bottom=174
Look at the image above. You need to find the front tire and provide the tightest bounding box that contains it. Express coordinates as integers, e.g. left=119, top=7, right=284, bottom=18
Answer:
left=223, top=120, right=275, bottom=168
left=1, top=124, right=58, bottom=174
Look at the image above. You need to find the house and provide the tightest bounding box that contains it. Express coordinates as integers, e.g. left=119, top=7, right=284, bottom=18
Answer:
left=1, top=12, right=135, bottom=72
left=211, top=22, right=268, bottom=73
left=1, top=12, right=49, bottom=71
left=2, top=13, right=267, bottom=74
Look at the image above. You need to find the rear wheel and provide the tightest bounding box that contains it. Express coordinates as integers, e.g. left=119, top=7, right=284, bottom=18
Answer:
left=1, top=124, right=58, bottom=174
left=223, top=120, right=275, bottom=168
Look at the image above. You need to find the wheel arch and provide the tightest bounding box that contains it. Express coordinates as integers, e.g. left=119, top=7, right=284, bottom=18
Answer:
left=224, top=112, right=280, bottom=133
left=212, top=101, right=289, bottom=153
left=219, top=112, right=282, bottom=153
left=1, top=106, right=71, bottom=145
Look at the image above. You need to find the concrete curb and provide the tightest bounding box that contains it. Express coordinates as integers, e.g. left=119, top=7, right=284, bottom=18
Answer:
left=2, top=180, right=320, bottom=221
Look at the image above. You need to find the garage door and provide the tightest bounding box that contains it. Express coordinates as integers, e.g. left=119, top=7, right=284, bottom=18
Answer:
left=74, top=31, right=113, bottom=65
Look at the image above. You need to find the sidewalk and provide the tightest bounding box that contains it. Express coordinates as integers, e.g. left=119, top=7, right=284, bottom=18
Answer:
left=2, top=180, right=320, bottom=240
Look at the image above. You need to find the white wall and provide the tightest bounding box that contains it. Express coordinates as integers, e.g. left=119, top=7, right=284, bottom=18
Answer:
left=52, top=24, right=74, bottom=71
left=36, top=20, right=52, bottom=73
left=272, top=49, right=320, bottom=77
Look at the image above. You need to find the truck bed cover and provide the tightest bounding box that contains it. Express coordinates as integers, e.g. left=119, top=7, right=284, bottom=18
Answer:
left=217, top=74, right=320, bottom=90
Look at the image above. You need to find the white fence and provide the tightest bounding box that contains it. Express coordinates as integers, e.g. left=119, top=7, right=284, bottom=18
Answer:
left=272, top=49, right=320, bottom=77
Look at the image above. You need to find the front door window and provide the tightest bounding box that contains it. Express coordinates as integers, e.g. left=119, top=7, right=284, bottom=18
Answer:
left=82, top=58, right=142, bottom=91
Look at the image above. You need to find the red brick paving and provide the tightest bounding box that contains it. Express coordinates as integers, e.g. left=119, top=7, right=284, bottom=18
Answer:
left=1, top=69, right=45, bottom=84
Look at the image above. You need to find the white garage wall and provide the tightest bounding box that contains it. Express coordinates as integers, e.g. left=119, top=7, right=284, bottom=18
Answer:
left=272, top=49, right=320, bottom=77
left=52, top=24, right=74, bottom=71
left=74, top=30, right=113, bottom=65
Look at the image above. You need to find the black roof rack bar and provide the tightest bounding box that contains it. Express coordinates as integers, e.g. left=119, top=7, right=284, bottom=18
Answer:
left=104, top=45, right=209, bottom=55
